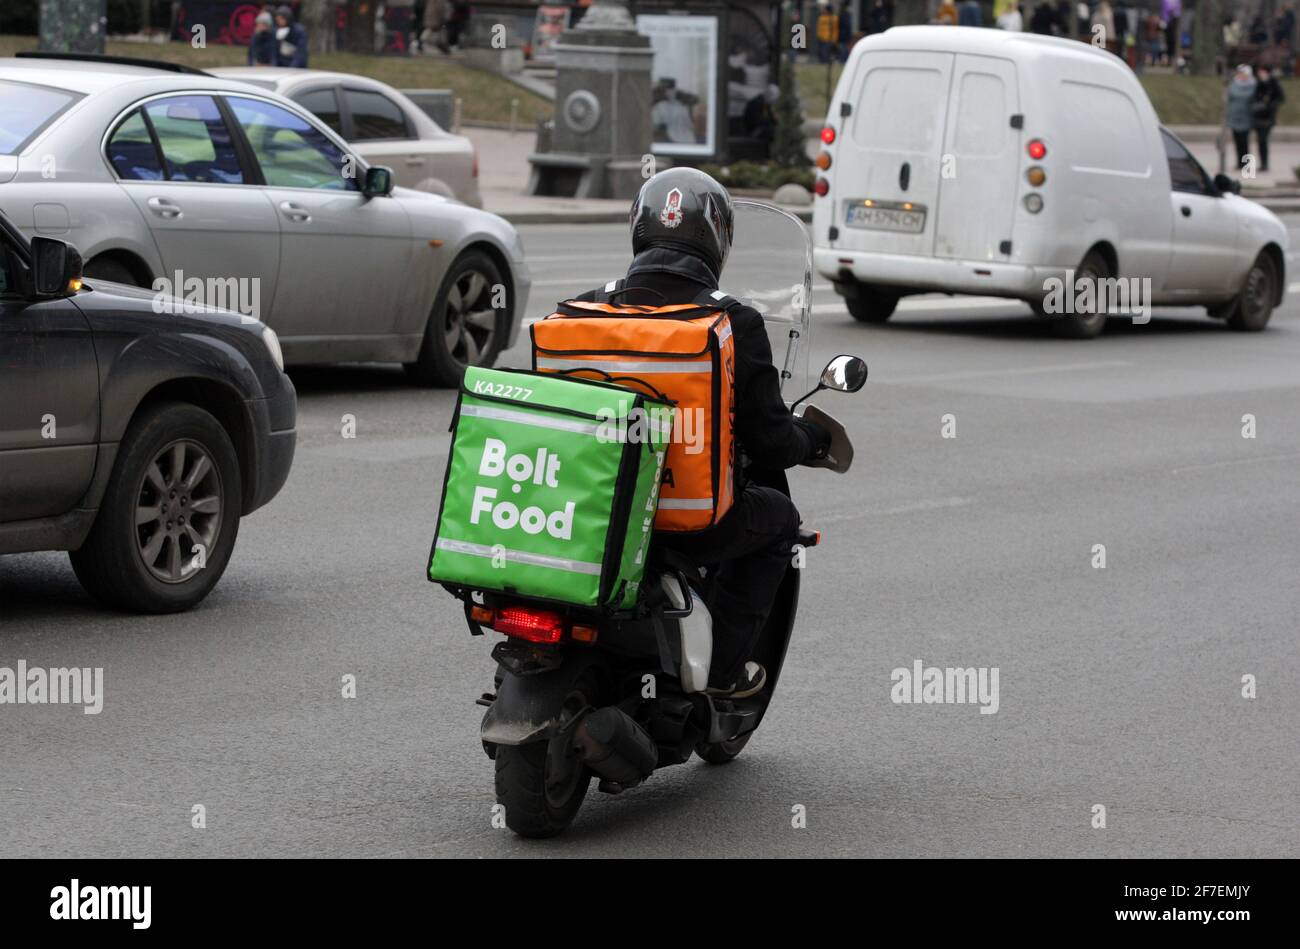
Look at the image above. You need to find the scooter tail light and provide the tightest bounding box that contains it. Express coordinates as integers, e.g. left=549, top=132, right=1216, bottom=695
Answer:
left=493, top=606, right=565, bottom=644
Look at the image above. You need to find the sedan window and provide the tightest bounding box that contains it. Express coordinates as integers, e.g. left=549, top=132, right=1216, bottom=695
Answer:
left=1162, top=129, right=1213, bottom=196
left=294, top=88, right=344, bottom=136
left=107, top=110, right=165, bottom=181
left=0, top=80, right=78, bottom=155
left=343, top=88, right=410, bottom=141
left=227, top=97, right=357, bottom=190
left=143, top=95, right=244, bottom=184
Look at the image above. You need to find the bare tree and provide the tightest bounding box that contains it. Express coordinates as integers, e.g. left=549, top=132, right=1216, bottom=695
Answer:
left=1191, top=0, right=1225, bottom=75
left=342, top=0, right=376, bottom=53
left=893, top=0, right=929, bottom=25
left=300, top=0, right=336, bottom=55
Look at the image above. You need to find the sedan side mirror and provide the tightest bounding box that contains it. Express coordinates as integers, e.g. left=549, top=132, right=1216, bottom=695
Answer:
left=791, top=354, right=868, bottom=410
left=363, top=165, right=394, bottom=198
left=31, top=236, right=83, bottom=296
left=1213, top=173, right=1242, bottom=195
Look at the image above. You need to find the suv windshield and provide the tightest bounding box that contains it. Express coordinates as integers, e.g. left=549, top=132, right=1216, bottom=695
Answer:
left=0, top=80, right=79, bottom=155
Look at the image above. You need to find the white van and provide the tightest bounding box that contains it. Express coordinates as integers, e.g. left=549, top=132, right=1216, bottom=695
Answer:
left=812, top=26, right=1288, bottom=337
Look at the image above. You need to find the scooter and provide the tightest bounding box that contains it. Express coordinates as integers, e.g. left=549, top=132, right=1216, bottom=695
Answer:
left=447, top=203, right=868, bottom=837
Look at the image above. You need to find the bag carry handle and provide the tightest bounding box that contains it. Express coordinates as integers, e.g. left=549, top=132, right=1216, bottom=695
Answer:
left=552, top=365, right=675, bottom=405
left=605, top=285, right=668, bottom=304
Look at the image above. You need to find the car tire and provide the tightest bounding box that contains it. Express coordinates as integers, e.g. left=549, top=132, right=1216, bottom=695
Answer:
left=84, top=256, right=143, bottom=287
left=844, top=283, right=900, bottom=323
left=1220, top=252, right=1278, bottom=332
left=405, top=250, right=509, bottom=387
left=1038, top=249, right=1109, bottom=339
left=69, top=402, right=242, bottom=613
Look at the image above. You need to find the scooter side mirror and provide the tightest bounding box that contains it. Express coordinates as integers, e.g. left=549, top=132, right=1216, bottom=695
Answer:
left=819, top=355, right=868, bottom=393
left=791, top=354, right=868, bottom=411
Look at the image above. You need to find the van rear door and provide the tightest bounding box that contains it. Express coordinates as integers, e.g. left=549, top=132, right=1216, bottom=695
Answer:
left=833, top=51, right=953, bottom=258
left=933, top=55, right=1021, bottom=261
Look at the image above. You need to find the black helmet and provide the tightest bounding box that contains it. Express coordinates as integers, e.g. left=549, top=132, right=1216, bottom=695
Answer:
left=629, top=168, right=735, bottom=279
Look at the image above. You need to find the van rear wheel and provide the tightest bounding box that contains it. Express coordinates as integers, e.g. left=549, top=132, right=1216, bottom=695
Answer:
left=843, top=283, right=900, bottom=323
left=1037, top=250, right=1109, bottom=339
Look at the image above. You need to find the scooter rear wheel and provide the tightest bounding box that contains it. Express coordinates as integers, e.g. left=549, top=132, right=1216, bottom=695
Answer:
left=695, top=732, right=752, bottom=764
left=493, top=673, right=597, bottom=837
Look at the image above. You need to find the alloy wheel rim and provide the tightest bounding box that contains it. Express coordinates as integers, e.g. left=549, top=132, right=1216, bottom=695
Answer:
left=443, top=268, right=498, bottom=367
left=1243, top=264, right=1272, bottom=322
left=134, top=439, right=222, bottom=584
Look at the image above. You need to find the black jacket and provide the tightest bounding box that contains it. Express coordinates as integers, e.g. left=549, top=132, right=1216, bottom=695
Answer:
left=1253, top=77, right=1286, bottom=128
left=575, top=246, right=816, bottom=473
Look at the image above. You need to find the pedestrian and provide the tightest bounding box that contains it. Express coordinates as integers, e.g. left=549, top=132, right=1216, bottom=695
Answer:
left=1252, top=64, right=1285, bottom=172
left=997, top=2, right=1024, bottom=30
left=816, top=3, right=839, bottom=63
left=1092, top=0, right=1116, bottom=53
left=1225, top=64, right=1258, bottom=171
left=1162, top=0, right=1181, bottom=66
left=1029, top=2, right=1053, bottom=34
left=838, top=1, right=853, bottom=62
left=959, top=0, right=982, bottom=27
left=1274, top=3, right=1296, bottom=47
left=273, top=5, right=308, bottom=68
left=868, top=0, right=893, bottom=35
left=248, top=10, right=275, bottom=65
left=934, top=0, right=959, bottom=26
left=1145, top=11, right=1164, bottom=67
left=447, top=0, right=469, bottom=52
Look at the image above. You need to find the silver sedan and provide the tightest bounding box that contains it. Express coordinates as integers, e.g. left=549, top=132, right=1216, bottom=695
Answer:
left=211, top=67, right=482, bottom=208
left=0, top=55, right=528, bottom=385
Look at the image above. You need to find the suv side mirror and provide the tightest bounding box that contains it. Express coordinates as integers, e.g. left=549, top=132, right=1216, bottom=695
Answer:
left=1213, top=173, right=1242, bottom=195
left=363, top=165, right=394, bottom=197
left=31, top=236, right=83, bottom=296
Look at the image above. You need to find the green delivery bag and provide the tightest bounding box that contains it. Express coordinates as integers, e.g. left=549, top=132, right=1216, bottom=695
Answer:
left=428, top=366, right=674, bottom=609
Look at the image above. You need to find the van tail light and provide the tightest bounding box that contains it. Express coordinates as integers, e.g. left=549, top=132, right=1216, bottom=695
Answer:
left=815, top=152, right=832, bottom=170
left=493, top=606, right=565, bottom=644
left=814, top=177, right=830, bottom=197
left=472, top=150, right=479, bottom=178
left=1027, top=139, right=1046, bottom=160
left=820, top=125, right=836, bottom=145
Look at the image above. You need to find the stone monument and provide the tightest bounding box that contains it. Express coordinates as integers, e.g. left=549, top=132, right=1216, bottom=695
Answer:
left=527, top=0, right=654, bottom=200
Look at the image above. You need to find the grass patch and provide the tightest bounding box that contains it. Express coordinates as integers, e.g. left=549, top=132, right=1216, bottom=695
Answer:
left=0, top=35, right=551, bottom=126
left=796, top=60, right=1300, bottom=127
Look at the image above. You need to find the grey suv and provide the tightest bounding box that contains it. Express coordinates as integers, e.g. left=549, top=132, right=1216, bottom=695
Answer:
left=0, top=211, right=296, bottom=612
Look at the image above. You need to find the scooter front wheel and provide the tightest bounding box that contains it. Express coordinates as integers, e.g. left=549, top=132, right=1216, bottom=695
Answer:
left=695, top=732, right=752, bottom=765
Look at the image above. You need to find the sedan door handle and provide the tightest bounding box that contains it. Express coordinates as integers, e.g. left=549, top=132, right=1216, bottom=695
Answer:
left=146, top=197, right=182, bottom=219
left=278, top=201, right=312, bottom=223
left=1181, top=205, right=1192, bottom=217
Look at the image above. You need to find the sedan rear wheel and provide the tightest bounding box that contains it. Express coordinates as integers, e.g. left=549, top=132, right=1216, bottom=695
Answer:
left=405, top=250, right=508, bottom=387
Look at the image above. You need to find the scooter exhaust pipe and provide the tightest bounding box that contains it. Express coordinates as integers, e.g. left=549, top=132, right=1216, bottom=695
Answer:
left=573, top=707, right=658, bottom=791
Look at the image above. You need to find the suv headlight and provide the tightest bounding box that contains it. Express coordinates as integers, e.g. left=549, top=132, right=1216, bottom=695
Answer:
left=261, top=326, right=284, bottom=372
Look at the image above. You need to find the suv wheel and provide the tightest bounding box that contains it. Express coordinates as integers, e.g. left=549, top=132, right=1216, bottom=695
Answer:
left=69, top=402, right=242, bottom=613
left=405, top=250, right=508, bottom=387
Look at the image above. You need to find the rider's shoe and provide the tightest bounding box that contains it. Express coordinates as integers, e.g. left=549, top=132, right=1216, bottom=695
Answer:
left=707, top=661, right=767, bottom=699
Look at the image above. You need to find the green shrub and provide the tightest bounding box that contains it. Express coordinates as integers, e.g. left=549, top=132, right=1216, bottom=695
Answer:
left=699, top=161, right=814, bottom=192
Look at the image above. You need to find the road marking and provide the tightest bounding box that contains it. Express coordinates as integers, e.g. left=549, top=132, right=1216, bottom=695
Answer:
left=813, top=496, right=973, bottom=524
left=1288, top=282, right=1300, bottom=294
left=1171, top=450, right=1300, bottom=475
left=878, top=360, right=1132, bottom=385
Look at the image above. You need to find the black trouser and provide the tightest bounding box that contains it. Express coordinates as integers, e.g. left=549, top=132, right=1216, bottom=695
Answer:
left=1255, top=125, right=1272, bottom=170
left=658, top=484, right=801, bottom=688
left=1233, top=129, right=1251, bottom=169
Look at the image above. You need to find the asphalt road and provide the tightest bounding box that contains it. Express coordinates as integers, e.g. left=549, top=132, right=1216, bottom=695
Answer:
left=3, top=220, right=1298, bottom=858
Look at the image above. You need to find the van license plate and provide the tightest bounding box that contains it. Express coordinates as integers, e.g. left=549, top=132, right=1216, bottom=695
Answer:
left=845, top=201, right=926, bottom=234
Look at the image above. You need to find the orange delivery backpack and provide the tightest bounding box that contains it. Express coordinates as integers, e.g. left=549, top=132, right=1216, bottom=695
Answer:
left=531, top=282, right=741, bottom=533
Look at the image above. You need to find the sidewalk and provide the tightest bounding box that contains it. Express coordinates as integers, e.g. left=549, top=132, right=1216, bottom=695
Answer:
left=465, top=125, right=1300, bottom=225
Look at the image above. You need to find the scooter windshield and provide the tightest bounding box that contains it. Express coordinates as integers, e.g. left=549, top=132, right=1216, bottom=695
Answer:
left=722, top=199, right=813, bottom=398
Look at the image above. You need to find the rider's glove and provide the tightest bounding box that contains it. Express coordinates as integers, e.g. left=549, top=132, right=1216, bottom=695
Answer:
left=794, top=416, right=832, bottom=461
